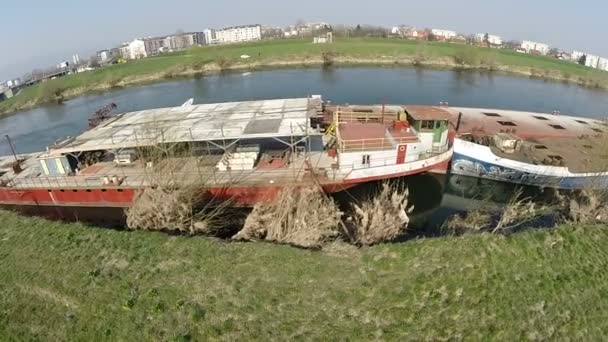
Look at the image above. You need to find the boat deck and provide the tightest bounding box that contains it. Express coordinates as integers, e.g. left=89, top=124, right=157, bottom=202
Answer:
left=491, top=135, right=608, bottom=173
left=0, top=149, right=346, bottom=190
left=449, top=107, right=607, bottom=139
left=450, top=107, right=608, bottom=173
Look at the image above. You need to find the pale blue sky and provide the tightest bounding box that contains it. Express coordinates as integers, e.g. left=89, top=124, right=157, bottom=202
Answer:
left=1, top=0, right=605, bottom=80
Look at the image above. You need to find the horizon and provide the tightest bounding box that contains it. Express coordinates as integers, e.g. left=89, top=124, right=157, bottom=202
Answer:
left=1, top=0, right=606, bottom=81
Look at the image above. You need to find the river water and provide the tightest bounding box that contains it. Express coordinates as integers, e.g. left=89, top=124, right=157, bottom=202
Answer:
left=1, top=67, right=607, bottom=230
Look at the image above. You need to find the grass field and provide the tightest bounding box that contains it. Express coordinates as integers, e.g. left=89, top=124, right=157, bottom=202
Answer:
left=1, top=38, right=607, bottom=117
left=1, top=209, right=608, bottom=340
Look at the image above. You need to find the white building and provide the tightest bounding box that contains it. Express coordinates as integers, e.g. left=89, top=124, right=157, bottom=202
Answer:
left=521, top=40, right=550, bottom=55
left=598, top=58, right=608, bottom=71
left=127, top=39, right=147, bottom=59
left=431, top=29, right=457, bottom=40
left=475, top=33, right=502, bottom=46
left=585, top=54, right=600, bottom=69
left=119, top=39, right=147, bottom=60
left=215, top=25, right=262, bottom=44
left=97, top=50, right=111, bottom=63
left=571, top=50, right=586, bottom=62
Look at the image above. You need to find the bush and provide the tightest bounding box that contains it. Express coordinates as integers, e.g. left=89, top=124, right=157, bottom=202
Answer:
left=345, top=183, right=413, bottom=245
left=216, top=57, right=233, bottom=71
left=453, top=48, right=480, bottom=66
left=39, top=81, right=67, bottom=104
left=444, top=189, right=549, bottom=235
left=322, top=51, right=337, bottom=67
left=232, top=187, right=342, bottom=248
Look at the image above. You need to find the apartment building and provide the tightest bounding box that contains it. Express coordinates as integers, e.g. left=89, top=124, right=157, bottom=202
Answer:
left=475, top=33, right=503, bottom=46
left=521, top=40, right=550, bottom=55
left=215, top=25, right=262, bottom=44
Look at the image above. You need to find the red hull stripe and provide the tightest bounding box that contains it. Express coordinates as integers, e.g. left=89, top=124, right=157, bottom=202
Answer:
left=0, top=158, right=450, bottom=207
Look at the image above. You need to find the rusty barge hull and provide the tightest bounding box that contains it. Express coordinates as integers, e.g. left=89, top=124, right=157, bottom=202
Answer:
left=448, top=107, right=608, bottom=189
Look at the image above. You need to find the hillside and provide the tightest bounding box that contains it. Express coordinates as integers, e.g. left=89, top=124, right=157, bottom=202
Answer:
left=1, top=38, right=607, bottom=117
left=1, top=209, right=607, bottom=339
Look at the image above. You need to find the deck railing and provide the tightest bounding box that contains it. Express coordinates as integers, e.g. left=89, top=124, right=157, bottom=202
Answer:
left=345, top=145, right=450, bottom=171
left=339, top=136, right=419, bottom=152
left=334, top=109, right=400, bottom=124
left=1, top=166, right=311, bottom=190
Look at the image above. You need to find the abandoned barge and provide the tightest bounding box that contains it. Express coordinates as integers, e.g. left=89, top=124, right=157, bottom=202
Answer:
left=448, top=107, right=608, bottom=189
left=0, top=96, right=453, bottom=222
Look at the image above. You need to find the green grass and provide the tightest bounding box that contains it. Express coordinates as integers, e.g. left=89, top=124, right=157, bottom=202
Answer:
left=2, top=38, right=607, bottom=116
left=2, top=210, right=608, bottom=340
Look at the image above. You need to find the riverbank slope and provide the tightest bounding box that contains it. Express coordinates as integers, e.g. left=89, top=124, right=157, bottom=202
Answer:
left=2, top=38, right=607, bottom=117
left=1, top=209, right=607, bottom=339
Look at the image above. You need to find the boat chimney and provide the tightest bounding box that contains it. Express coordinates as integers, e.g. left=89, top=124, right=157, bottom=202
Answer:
left=456, top=112, right=463, bottom=131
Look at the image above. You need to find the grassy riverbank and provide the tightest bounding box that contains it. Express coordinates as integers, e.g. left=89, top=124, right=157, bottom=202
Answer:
left=2, top=38, right=608, bottom=117
left=1, top=210, right=608, bottom=339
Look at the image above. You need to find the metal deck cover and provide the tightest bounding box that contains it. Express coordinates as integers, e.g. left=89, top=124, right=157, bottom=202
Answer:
left=45, top=98, right=316, bottom=156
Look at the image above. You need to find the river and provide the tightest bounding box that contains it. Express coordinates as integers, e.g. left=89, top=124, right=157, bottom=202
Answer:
left=1, top=67, right=607, bottom=230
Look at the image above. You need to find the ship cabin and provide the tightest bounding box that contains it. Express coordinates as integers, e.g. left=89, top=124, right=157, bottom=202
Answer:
left=327, top=104, right=450, bottom=170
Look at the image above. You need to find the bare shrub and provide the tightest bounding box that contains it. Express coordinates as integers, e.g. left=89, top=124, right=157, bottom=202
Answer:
left=232, top=186, right=342, bottom=248
left=413, top=43, right=430, bottom=65
left=479, top=52, right=498, bottom=70
left=346, top=183, right=413, bottom=245
left=555, top=189, right=608, bottom=224
left=453, top=48, right=480, bottom=66
left=126, top=186, right=226, bottom=234
left=322, top=51, right=337, bottom=67
left=124, top=121, right=231, bottom=234
left=107, top=75, right=124, bottom=88
left=445, top=189, right=549, bottom=235
left=216, top=57, right=233, bottom=71
left=40, top=81, right=67, bottom=104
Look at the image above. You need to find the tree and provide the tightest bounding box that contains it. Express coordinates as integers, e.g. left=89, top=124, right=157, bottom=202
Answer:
left=483, top=33, right=489, bottom=45
left=578, top=54, right=587, bottom=66
left=427, top=33, right=437, bottom=41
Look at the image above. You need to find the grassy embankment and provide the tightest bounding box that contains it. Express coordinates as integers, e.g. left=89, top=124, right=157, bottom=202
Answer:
left=1, top=209, right=608, bottom=339
left=1, top=38, right=608, bottom=117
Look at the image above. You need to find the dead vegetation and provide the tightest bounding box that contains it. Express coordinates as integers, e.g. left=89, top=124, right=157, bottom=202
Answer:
left=232, top=186, right=342, bottom=248
left=555, top=189, right=608, bottom=224
left=345, top=183, right=414, bottom=245
left=445, top=189, right=550, bottom=235
left=126, top=186, right=227, bottom=235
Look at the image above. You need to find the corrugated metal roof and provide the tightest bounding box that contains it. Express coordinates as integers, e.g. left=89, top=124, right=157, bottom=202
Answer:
left=404, top=106, right=451, bottom=121
left=47, top=98, right=317, bottom=156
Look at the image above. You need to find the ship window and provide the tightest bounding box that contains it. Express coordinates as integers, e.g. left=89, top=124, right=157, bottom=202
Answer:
left=361, top=155, right=371, bottom=165
left=497, top=121, right=517, bottom=126
left=592, top=128, right=603, bottom=133
left=421, top=120, right=434, bottom=130
left=583, top=145, right=593, bottom=149
left=535, top=145, right=548, bottom=150
left=60, top=189, right=65, bottom=192
left=533, top=116, right=549, bottom=121
left=549, top=124, right=565, bottom=130
left=575, top=120, right=589, bottom=125
left=101, top=189, right=107, bottom=192
left=483, top=112, right=501, bottom=117
left=86, top=189, right=92, bottom=192
left=72, top=189, right=78, bottom=192
left=117, top=189, right=124, bottom=192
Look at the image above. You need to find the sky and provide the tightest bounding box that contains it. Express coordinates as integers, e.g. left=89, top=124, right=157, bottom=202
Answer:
left=1, top=0, right=606, bottom=81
